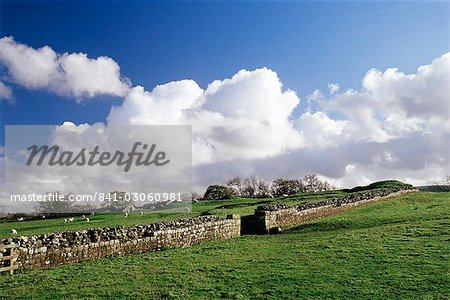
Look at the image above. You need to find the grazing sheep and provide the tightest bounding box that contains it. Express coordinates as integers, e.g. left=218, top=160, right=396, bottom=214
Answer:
left=17, top=217, right=24, bottom=221
left=11, top=229, right=17, bottom=235
left=185, top=207, right=191, bottom=212
left=85, top=218, right=90, bottom=222
left=42, top=215, right=46, bottom=219
left=81, top=215, right=86, bottom=220
left=282, top=194, right=289, bottom=197
left=64, top=219, right=68, bottom=223
left=90, top=212, right=95, bottom=216
left=139, top=211, right=144, bottom=215
left=68, top=217, right=74, bottom=222
left=124, top=213, right=128, bottom=218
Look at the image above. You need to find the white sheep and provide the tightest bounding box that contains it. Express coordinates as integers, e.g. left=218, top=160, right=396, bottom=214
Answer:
left=185, top=207, right=191, bottom=212
left=11, top=229, right=17, bottom=235
left=17, top=217, right=24, bottom=221
left=85, top=218, right=90, bottom=222
left=282, top=194, right=289, bottom=197
left=81, top=215, right=86, bottom=220
left=68, top=217, right=74, bottom=222
left=90, top=212, right=95, bottom=216
left=124, top=213, right=128, bottom=218
left=139, top=211, right=144, bottom=215
left=64, top=219, right=68, bottom=223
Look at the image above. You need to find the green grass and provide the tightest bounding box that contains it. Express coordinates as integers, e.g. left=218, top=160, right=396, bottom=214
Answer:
left=1, top=191, right=449, bottom=299
left=346, top=180, right=412, bottom=193
left=0, top=190, right=346, bottom=238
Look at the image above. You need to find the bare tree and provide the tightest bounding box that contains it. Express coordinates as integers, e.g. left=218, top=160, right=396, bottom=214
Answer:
left=227, top=177, right=243, bottom=196
left=233, top=176, right=272, bottom=198
left=303, top=174, right=321, bottom=192
left=241, top=177, right=256, bottom=198
left=271, top=178, right=305, bottom=197
left=302, top=174, right=335, bottom=192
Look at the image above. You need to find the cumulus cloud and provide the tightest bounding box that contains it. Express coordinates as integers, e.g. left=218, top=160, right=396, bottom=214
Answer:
left=326, top=53, right=450, bottom=138
left=106, top=53, right=449, bottom=189
left=109, top=68, right=303, bottom=164
left=361, top=53, right=450, bottom=119
left=306, top=52, right=450, bottom=186
left=0, top=36, right=130, bottom=99
left=295, top=111, right=347, bottom=148
left=0, top=81, right=12, bottom=100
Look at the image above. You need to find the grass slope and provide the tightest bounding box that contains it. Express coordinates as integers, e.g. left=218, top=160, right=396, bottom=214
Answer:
left=1, top=192, right=449, bottom=299
left=345, top=180, right=412, bottom=193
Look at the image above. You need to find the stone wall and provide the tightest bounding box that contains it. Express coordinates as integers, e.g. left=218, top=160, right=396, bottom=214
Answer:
left=2, top=215, right=240, bottom=271
left=253, top=188, right=417, bottom=233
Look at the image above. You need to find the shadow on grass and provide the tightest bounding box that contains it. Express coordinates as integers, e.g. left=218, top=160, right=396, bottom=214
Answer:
left=214, top=200, right=273, bottom=210
left=283, top=215, right=447, bottom=235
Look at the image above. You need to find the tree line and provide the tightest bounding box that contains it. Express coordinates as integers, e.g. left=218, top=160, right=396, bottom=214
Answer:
left=225, top=174, right=336, bottom=198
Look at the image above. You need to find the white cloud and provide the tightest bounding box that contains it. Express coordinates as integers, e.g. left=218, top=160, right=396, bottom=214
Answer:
left=109, top=68, right=303, bottom=164
left=106, top=53, right=450, bottom=189
left=108, top=81, right=203, bottom=125
left=327, top=83, right=340, bottom=95
left=0, top=36, right=130, bottom=99
left=361, top=53, right=450, bottom=119
left=0, top=81, right=12, bottom=100
left=295, top=111, right=347, bottom=148
left=306, top=89, right=323, bottom=103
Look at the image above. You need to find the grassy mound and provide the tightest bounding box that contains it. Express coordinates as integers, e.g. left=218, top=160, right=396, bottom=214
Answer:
left=344, top=180, right=412, bottom=193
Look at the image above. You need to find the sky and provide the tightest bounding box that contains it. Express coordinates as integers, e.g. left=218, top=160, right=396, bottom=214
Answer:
left=0, top=0, right=449, bottom=191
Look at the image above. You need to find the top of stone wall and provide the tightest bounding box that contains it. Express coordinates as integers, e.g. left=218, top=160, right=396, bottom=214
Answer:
left=256, top=187, right=413, bottom=212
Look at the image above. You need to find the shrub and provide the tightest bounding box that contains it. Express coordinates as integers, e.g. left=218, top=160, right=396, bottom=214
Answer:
left=203, top=185, right=236, bottom=200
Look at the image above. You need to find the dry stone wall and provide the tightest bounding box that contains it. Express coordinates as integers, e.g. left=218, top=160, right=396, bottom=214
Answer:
left=1, top=215, right=240, bottom=271
left=253, top=187, right=418, bottom=233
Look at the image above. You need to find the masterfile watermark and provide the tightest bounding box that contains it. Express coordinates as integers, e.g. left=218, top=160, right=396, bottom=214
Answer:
left=3, top=125, right=192, bottom=213
left=26, top=142, right=170, bottom=172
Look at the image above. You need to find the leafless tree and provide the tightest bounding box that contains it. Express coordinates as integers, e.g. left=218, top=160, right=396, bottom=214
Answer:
left=271, top=178, right=305, bottom=197
left=227, top=177, right=243, bottom=196
left=302, top=174, right=335, bottom=192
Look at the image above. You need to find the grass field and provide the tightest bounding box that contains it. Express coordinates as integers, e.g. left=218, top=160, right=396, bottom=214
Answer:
left=1, top=191, right=449, bottom=299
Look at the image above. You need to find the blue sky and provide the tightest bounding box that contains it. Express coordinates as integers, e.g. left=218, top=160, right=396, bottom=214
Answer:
left=1, top=1, right=449, bottom=130
left=0, top=1, right=449, bottom=188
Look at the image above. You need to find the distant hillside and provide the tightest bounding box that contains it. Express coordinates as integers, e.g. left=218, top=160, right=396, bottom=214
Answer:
left=343, top=180, right=412, bottom=193
left=417, top=185, right=450, bottom=192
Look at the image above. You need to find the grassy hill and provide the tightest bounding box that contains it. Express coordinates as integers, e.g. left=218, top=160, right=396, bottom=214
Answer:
left=343, top=180, right=412, bottom=193
left=1, top=191, right=449, bottom=299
